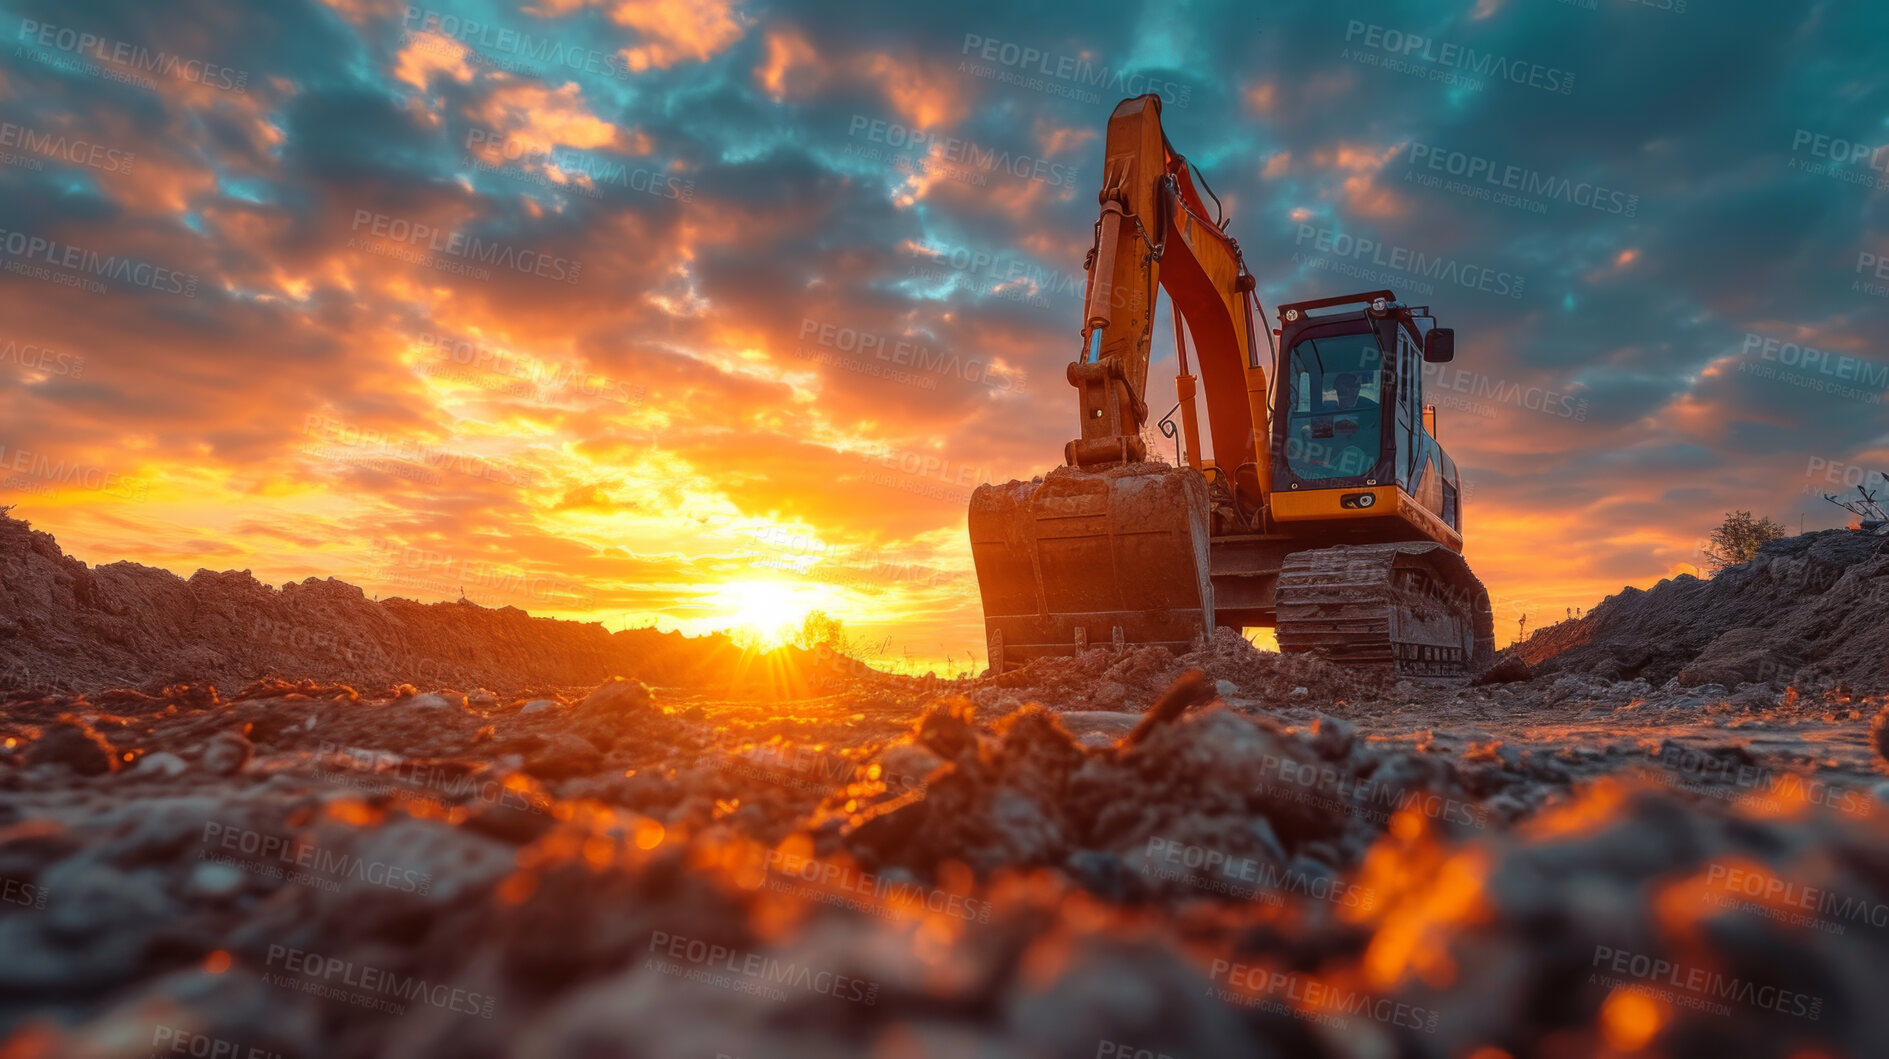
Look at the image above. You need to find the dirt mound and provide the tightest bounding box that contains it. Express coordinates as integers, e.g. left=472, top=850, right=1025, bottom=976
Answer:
left=1513, top=530, right=1889, bottom=691
left=6, top=673, right=1887, bottom=1058
left=966, top=628, right=1394, bottom=713
left=0, top=511, right=766, bottom=695
left=818, top=683, right=1538, bottom=895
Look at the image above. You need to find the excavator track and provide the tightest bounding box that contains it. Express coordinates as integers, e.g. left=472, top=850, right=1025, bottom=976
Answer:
left=1275, top=542, right=1494, bottom=681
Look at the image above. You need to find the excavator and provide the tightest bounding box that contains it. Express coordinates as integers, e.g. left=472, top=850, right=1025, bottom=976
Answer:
left=969, top=94, right=1495, bottom=680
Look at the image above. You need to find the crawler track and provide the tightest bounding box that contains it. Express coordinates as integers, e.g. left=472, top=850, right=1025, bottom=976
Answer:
left=1275, top=542, right=1495, bottom=680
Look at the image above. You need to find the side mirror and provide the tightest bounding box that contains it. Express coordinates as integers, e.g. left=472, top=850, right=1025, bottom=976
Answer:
left=1423, top=327, right=1455, bottom=363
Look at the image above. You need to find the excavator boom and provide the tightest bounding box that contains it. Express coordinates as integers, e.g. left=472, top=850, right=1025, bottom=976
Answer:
left=1063, top=96, right=1271, bottom=510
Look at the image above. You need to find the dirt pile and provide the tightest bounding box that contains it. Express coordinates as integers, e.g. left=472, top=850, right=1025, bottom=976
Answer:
left=968, top=627, right=1396, bottom=713
left=815, top=677, right=1570, bottom=901
left=10, top=514, right=1889, bottom=1055
left=4, top=673, right=1887, bottom=1058
left=0, top=511, right=786, bottom=695
left=1513, top=530, right=1889, bottom=691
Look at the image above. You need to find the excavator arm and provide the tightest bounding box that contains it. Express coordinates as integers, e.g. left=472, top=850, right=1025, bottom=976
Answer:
left=1067, top=95, right=1272, bottom=516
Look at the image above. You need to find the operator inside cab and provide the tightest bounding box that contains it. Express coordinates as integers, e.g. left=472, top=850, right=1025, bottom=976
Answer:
left=1332, top=372, right=1377, bottom=414
left=1285, top=336, right=1384, bottom=480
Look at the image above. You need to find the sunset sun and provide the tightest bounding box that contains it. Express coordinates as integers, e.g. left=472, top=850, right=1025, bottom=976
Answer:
left=710, top=579, right=846, bottom=649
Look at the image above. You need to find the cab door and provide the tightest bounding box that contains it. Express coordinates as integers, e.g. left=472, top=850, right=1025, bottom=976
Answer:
left=1393, top=327, right=1421, bottom=488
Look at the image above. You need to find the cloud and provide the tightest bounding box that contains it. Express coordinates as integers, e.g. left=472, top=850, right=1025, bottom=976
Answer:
left=2, top=0, right=1884, bottom=666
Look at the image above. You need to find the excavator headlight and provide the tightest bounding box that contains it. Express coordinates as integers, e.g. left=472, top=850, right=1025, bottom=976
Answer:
left=1284, top=308, right=1299, bottom=322
left=1369, top=297, right=1389, bottom=314
left=1341, top=492, right=1377, bottom=509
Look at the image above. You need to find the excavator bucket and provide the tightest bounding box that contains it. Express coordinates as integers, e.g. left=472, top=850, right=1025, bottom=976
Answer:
left=968, top=464, right=1214, bottom=673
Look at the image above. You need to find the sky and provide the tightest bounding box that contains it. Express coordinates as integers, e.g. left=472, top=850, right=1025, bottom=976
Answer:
left=0, top=0, right=1884, bottom=672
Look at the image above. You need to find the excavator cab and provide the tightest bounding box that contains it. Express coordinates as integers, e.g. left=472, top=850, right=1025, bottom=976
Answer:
left=1269, top=291, right=1465, bottom=546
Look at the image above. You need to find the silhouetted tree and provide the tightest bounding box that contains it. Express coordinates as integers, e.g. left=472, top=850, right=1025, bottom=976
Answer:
left=1702, top=510, right=1787, bottom=572
left=791, top=610, right=847, bottom=651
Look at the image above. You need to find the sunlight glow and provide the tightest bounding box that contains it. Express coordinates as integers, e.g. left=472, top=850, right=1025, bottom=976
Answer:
left=709, top=579, right=847, bottom=648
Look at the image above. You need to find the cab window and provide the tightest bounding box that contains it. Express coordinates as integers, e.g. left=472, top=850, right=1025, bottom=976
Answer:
left=1284, top=333, right=1383, bottom=480
left=1395, top=328, right=1421, bottom=482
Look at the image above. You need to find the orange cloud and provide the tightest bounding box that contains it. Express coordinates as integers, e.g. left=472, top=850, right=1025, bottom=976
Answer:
left=610, top=0, right=747, bottom=73
left=755, top=26, right=821, bottom=101
left=854, top=52, right=971, bottom=130
left=1304, top=142, right=1405, bottom=219
left=394, top=32, right=475, bottom=91
left=471, top=81, right=624, bottom=151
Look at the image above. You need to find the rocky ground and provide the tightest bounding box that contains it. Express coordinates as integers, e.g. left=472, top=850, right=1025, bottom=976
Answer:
left=0, top=511, right=797, bottom=697
left=0, top=525, right=1886, bottom=1058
